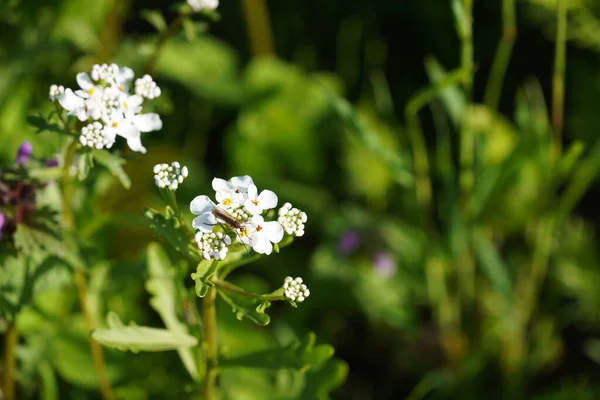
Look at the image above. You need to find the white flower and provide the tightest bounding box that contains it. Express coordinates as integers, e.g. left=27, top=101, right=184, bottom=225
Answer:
left=102, top=109, right=162, bottom=153
left=244, top=184, right=278, bottom=215
left=190, top=195, right=218, bottom=233
left=90, top=63, right=134, bottom=90
left=188, top=0, right=219, bottom=12
left=58, top=88, right=91, bottom=121
left=49, top=84, right=64, bottom=101
left=212, top=175, right=254, bottom=209
left=135, top=75, right=161, bottom=99
left=194, top=231, right=231, bottom=260
left=153, top=161, right=188, bottom=190
left=79, top=122, right=115, bottom=149
left=278, top=202, right=307, bottom=237
left=239, top=215, right=283, bottom=255
left=283, top=277, right=310, bottom=303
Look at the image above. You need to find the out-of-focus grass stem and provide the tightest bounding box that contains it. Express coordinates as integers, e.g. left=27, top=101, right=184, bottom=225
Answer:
left=552, top=0, right=567, bottom=156
left=484, top=0, right=517, bottom=110
left=202, top=285, right=218, bottom=400
left=241, top=0, right=275, bottom=56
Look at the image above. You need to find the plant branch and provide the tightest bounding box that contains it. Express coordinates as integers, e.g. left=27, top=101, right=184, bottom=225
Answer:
left=202, top=286, right=218, bottom=400
left=484, top=0, right=517, bottom=110
left=2, top=322, right=18, bottom=400
left=212, top=279, right=286, bottom=302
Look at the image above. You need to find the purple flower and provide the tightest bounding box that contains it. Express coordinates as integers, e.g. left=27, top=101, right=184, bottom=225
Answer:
left=0, top=212, right=6, bottom=241
left=373, top=252, right=396, bottom=278
left=45, top=158, right=59, bottom=167
left=338, top=230, right=361, bottom=255
left=16, top=141, right=33, bottom=165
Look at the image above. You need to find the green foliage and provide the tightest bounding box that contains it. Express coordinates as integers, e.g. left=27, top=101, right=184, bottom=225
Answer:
left=217, top=285, right=271, bottom=326
left=91, top=312, right=198, bottom=352
left=220, top=332, right=333, bottom=370
left=143, top=206, right=201, bottom=264
left=146, top=242, right=199, bottom=379
left=92, top=149, right=131, bottom=189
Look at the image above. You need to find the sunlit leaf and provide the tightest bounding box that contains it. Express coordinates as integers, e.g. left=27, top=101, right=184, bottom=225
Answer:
left=140, top=9, right=167, bottom=33
left=92, top=312, right=198, bottom=353
left=146, top=243, right=199, bottom=379
left=301, top=358, right=349, bottom=400
left=92, top=149, right=130, bottom=189
left=191, top=259, right=218, bottom=298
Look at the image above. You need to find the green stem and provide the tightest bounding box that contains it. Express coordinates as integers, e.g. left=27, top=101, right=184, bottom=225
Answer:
left=202, top=286, right=218, bottom=400
left=212, top=279, right=285, bottom=302
left=483, top=0, right=517, bottom=110
left=2, top=322, right=18, bottom=400
left=145, top=14, right=185, bottom=75
left=241, top=0, right=275, bottom=57
left=406, top=116, right=432, bottom=226
left=552, top=0, right=567, bottom=156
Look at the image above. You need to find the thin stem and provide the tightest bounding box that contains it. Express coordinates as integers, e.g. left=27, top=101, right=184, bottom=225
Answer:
left=202, top=286, right=218, bottom=400
left=2, top=323, right=18, bottom=400
left=145, top=14, right=185, bottom=75
left=552, top=0, right=567, bottom=156
left=459, top=0, right=474, bottom=199
left=74, top=269, right=114, bottom=400
left=58, top=132, right=113, bottom=399
left=483, top=0, right=517, bottom=110
left=212, top=279, right=285, bottom=302
left=406, top=116, right=432, bottom=227
left=241, top=0, right=275, bottom=57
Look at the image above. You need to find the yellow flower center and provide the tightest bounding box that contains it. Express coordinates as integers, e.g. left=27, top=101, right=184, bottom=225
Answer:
left=111, top=122, right=118, bottom=128
left=251, top=199, right=259, bottom=206
left=87, top=88, right=95, bottom=96
left=256, top=225, right=263, bottom=232
left=222, top=198, right=232, bottom=206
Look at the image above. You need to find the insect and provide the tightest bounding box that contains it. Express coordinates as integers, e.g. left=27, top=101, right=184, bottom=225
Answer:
left=211, top=206, right=246, bottom=232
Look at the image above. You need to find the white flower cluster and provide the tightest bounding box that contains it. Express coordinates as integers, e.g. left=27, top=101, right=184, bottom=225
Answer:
left=283, top=277, right=310, bottom=303
left=278, top=202, right=307, bottom=237
left=194, top=231, right=231, bottom=260
left=190, top=175, right=288, bottom=256
left=54, top=63, right=163, bottom=154
left=49, top=84, right=65, bottom=101
left=187, top=0, right=219, bottom=12
left=135, top=75, right=161, bottom=99
left=153, top=161, right=188, bottom=190
left=80, top=122, right=115, bottom=149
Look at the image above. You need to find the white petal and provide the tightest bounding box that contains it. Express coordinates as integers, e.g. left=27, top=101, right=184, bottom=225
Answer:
left=244, top=200, right=262, bottom=215
left=116, top=120, right=146, bottom=153
left=247, top=184, right=258, bottom=199
left=190, top=195, right=216, bottom=215
left=230, top=175, right=254, bottom=188
left=248, top=215, right=265, bottom=225
left=76, top=73, right=94, bottom=90
left=58, top=89, right=84, bottom=112
left=119, top=67, right=134, bottom=81
left=132, top=113, right=162, bottom=132
left=212, top=178, right=233, bottom=192
left=262, top=221, right=284, bottom=243
left=124, top=94, right=143, bottom=112
left=251, top=234, right=272, bottom=255
left=192, top=213, right=217, bottom=232
left=257, top=190, right=278, bottom=210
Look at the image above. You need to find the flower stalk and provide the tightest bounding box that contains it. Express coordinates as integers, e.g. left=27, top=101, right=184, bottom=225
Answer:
left=202, top=285, right=218, bottom=400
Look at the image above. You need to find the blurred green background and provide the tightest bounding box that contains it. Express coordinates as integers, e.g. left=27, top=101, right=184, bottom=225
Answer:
left=4, top=0, right=600, bottom=399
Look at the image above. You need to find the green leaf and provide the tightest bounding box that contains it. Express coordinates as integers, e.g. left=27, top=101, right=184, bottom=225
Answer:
left=330, top=94, right=413, bottom=187
left=140, top=9, right=167, bottom=32
left=217, top=285, right=272, bottom=326
left=146, top=243, right=199, bottom=379
left=424, top=56, right=465, bottom=127
left=92, top=149, right=131, bottom=189
left=221, top=332, right=334, bottom=369
left=14, top=224, right=76, bottom=266
left=143, top=206, right=201, bottom=264
left=92, top=312, right=198, bottom=353
left=77, top=151, right=94, bottom=181
left=191, top=259, right=218, bottom=298
left=301, top=358, right=349, bottom=400
left=472, top=231, right=512, bottom=297
left=27, top=167, right=63, bottom=182
left=26, top=115, right=71, bottom=136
